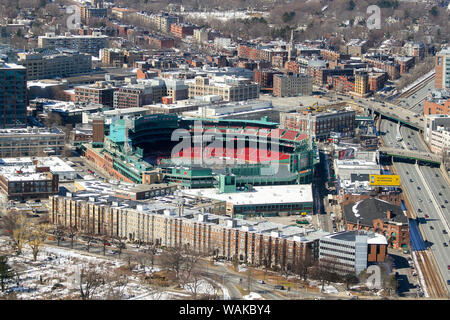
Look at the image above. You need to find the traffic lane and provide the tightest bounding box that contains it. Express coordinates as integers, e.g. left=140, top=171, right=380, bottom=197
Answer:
left=404, top=164, right=450, bottom=288
left=400, top=164, right=450, bottom=276
left=421, top=166, right=450, bottom=218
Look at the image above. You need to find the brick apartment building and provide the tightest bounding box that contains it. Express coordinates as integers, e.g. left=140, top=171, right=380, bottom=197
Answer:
left=170, top=23, right=195, bottom=38
left=254, top=69, right=282, bottom=90
left=284, top=60, right=300, bottom=74
left=327, top=75, right=355, bottom=94
left=147, top=36, right=175, bottom=49
left=362, top=56, right=400, bottom=80
left=50, top=195, right=327, bottom=268
left=307, top=67, right=354, bottom=86
left=320, top=49, right=350, bottom=61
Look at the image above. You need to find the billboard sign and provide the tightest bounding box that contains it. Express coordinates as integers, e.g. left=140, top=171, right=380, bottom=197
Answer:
left=338, top=148, right=355, bottom=160
left=369, top=174, right=400, bottom=186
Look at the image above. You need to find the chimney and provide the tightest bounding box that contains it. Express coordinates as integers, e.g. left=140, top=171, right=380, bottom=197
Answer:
left=387, top=210, right=392, bottom=220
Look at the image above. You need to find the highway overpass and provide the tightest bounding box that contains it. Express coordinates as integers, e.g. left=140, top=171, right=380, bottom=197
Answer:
left=347, top=101, right=423, bottom=130
left=379, top=146, right=441, bottom=164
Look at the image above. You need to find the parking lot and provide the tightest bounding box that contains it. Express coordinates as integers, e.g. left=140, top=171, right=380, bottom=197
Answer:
left=389, top=250, right=422, bottom=298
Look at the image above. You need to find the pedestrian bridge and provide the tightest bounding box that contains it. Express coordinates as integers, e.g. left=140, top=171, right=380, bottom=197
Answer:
left=379, top=147, right=441, bottom=164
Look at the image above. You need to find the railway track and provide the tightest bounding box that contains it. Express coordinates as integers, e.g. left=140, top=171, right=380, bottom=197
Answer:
left=395, top=72, right=435, bottom=101
left=416, top=250, right=448, bottom=298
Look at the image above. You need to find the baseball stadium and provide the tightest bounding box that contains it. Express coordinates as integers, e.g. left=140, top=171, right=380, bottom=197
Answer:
left=83, top=113, right=319, bottom=189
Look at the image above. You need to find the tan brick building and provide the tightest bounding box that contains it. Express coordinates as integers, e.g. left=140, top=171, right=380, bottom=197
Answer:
left=50, top=195, right=328, bottom=269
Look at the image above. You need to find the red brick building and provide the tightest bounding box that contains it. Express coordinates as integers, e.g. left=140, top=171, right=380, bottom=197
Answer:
left=343, top=198, right=409, bottom=249
left=147, top=36, right=175, bottom=49
left=170, top=23, right=195, bottom=38
left=284, top=60, right=300, bottom=74
left=424, top=99, right=450, bottom=115
left=327, top=75, right=355, bottom=94
left=254, top=69, right=282, bottom=89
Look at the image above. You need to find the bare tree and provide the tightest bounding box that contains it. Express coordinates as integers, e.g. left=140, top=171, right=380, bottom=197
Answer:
left=78, top=265, right=104, bottom=300
left=104, top=269, right=129, bottom=300
left=293, top=254, right=314, bottom=282
left=309, top=259, right=343, bottom=291
left=160, top=245, right=186, bottom=280
left=67, top=227, right=77, bottom=249
left=54, top=225, right=65, bottom=247
left=113, top=236, right=126, bottom=258
left=0, top=210, right=20, bottom=240
left=82, top=233, right=95, bottom=252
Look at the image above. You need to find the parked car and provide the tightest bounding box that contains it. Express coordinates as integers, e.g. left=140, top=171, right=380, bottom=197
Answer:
left=274, top=285, right=285, bottom=290
left=443, top=230, right=448, bottom=235
left=430, top=226, right=434, bottom=230
left=444, top=243, right=448, bottom=247
left=257, top=280, right=265, bottom=284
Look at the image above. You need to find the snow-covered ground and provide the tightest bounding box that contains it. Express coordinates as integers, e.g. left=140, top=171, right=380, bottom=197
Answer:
left=181, top=11, right=269, bottom=22
left=0, top=238, right=217, bottom=300
left=243, top=292, right=264, bottom=300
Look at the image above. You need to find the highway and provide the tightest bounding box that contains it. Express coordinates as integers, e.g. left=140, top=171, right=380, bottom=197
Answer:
left=380, top=118, right=450, bottom=295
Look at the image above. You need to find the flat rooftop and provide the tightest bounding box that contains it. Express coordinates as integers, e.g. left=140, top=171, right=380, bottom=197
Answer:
left=321, top=230, right=387, bottom=245
left=182, top=184, right=313, bottom=205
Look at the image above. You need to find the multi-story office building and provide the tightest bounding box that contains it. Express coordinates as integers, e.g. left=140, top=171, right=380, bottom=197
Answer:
left=280, top=109, right=356, bottom=141
left=0, top=127, right=65, bottom=157
left=0, top=165, right=59, bottom=200
left=17, top=50, right=92, bottom=80
left=319, top=230, right=387, bottom=275
left=114, top=85, right=152, bottom=109
left=273, top=73, right=312, bottom=97
left=38, top=32, right=109, bottom=57
left=424, top=114, right=450, bottom=155
left=74, top=81, right=118, bottom=108
left=187, top=76, right=259, bottom=102
left=0, top=61, right=27, bottom=128
left=435, top=47, right=450, bottom=90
